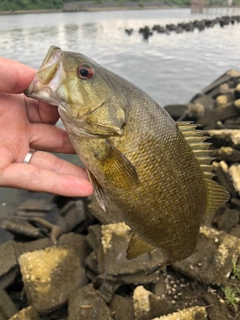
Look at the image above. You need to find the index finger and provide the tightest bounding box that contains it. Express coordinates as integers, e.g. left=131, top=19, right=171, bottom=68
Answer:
left=0, top=57, right=36, bottom=94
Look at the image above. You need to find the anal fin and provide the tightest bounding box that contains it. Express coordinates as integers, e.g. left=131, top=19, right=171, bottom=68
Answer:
left=126, top=232, right=155, bottom=260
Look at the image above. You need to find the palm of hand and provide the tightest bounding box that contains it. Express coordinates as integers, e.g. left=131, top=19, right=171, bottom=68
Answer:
left=0, top=58, right=93, bottom=196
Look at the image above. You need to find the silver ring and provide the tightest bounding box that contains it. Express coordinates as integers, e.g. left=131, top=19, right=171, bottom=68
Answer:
left=23, top=149, right=36, bottom=164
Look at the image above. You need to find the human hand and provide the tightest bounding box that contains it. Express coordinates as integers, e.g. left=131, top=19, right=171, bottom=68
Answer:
left=0, top=57, right=93, bottom=197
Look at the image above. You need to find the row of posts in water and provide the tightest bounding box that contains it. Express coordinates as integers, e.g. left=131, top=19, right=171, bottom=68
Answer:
left=191, top=0, right=240, bottom=14
left=125, top=15, right=240, bottom=40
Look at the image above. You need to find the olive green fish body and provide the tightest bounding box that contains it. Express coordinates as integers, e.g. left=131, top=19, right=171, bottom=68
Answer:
left=69, top=90, right=207, bottom=264
left=25, top=46, right=229, bottom=268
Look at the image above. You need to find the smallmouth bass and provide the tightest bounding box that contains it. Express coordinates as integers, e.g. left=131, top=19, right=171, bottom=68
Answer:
left=25, top=46, right=229, bottom=272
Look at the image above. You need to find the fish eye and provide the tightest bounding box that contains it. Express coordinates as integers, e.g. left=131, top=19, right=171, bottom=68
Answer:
left=78, top=66, right=94, bottom=79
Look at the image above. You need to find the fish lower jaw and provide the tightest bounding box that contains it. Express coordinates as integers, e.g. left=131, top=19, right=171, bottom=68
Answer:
left=25, top=84, right=59, bottom=106
left=29, top=92, right=59, bottom=106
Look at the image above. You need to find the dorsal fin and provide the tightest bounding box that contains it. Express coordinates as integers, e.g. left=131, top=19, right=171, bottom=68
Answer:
left=177, top=122, right=229, bottom=216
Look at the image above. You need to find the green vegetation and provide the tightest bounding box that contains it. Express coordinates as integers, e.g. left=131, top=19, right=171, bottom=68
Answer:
left=0, top=0, right=240, bottom=12
left=232, top=261, right=240, bottom=280
left=222, top=261, right=240, bottom=313
left=0, top=0, right=63, bottom=11
left=223, top=285, right=240, bottom=311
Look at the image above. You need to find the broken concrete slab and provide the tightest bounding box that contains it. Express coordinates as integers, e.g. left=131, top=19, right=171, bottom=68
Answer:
left=0, top=219, right=44, bottom=239
left=208, top=129, right=240, bottom=149
left=0, top=241, right=18, bottom=289
left=18, top=245, right=87, bottom=313
left=57, top=200, right=86, bottom=233
left=58, top=232, right=91, bottom=266
left=8, top=306, right=40, bottom=320
left=68, top=283, right=113, bottom=320
left=88, top=196, right=123, bottom=225
left=133, top=285, right=176, bottom=320
left=228, top=163, right=240, bottom=195
left=212, top=161, right=233, bottom=195
left=152, top=306, right=207, bottom=320
left=99, top=223, right=164, bottom=281
left=109, top=294, right=134, bottom=320
left=211, top=146, right=240, bottom=163
left=213, top=207, right=239, bottom=233
left=203, top=292, right=230, bottom=320
left=0, top=290, right=18, bottom=319
left=93, top=274, right=121, bottom=303
left=173, top=226, right=240, bottom=285
left=17, top=199, right=54, bottom=212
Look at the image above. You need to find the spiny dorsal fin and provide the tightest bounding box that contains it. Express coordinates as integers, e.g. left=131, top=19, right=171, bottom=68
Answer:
left=177, top=122, right=229, bottom=216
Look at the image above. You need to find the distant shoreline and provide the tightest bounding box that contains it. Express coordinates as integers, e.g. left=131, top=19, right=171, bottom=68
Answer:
left=0, top=4, right=182, bottom=15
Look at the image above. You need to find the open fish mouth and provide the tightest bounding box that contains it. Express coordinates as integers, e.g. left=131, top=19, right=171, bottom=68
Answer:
left=25, top=46, right=64, bottom=106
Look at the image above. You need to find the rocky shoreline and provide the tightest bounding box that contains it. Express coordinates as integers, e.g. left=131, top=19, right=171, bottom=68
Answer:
left=1, top=71, right=240, bottom=319
left=0, top=3, right=181, bottom=15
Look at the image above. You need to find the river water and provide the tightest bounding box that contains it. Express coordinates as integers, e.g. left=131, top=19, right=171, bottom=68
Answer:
left=1, top=8, right=240, bottom=105
left=0, top=9, right=240, bottom=234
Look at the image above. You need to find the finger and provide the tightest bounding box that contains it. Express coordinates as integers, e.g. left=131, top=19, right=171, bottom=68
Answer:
left=1, top=163, right=93, bottom=197
left=29, top=151, right=87, bottom=179
left=38, top=101, right=60, bottom=124
left=0, top=57, right=36, bottom=93
left=30, top=123, right=75, bottom=154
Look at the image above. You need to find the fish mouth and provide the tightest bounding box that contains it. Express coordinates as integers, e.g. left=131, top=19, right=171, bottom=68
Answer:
left=25, top=46, right=64, bottom=106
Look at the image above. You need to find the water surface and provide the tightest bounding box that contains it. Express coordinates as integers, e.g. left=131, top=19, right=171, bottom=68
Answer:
left=0, top=9, right=239, bottom=228
left=1, top=9, right=240, bottom=105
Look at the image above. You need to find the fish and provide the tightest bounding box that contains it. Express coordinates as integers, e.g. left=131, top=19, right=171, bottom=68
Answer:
left=25, top=45, right=229, bottom=272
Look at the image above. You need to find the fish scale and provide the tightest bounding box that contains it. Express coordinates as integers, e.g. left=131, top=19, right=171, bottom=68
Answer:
left=25, top=46, right=229, bottom=272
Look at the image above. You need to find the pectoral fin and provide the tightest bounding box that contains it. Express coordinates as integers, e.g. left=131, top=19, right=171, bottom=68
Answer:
left=126, top=233, right=155, bottom=259
left=87, top=170, right=108, bottom=211
left=105, top=140, right=138, bottom=185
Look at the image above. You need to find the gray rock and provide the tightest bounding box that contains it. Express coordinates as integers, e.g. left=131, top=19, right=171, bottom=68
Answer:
left=0, top=241, right=18, bottom=289
left=228, top=163, right=240, bottom=195
left=17, top=199, right=54, bottom=212
left=213, top=207, right=239, bottom=233
left=212, top=161, right=233, bottom=195
left=211, top=146, right=240, bottom=163
left=58, top=232, right=91, bottom=266
left=57, top=200, right=86, bottom=233
left=109, top=294, right=134, bottom=320
left=198, top=102, right=240, bottom=129
left=230, top=224, right=240, bottom=238
left=208, top=129, right=240, bottom=149
left=203, top=292, right=230, bottom=320
left=85, top=250, right=98, bottom=275
left=0, top=238, right=52, bottom=290
left=93, top=274, right=121, bottom=303
left=0, top=290, right=18, bottom=318
left=198, top=69, right=240, bottom=99
left=88, top=196, right=123, bottom=225
left=163, top=104, right=188, bottom=120
left=0, top=219, right=44, bottom=239
left=68, top=283, right=113, bottom=320
left=85, top=224, right=102, bottom=250
left=14, top=238, right=52, bottom=259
